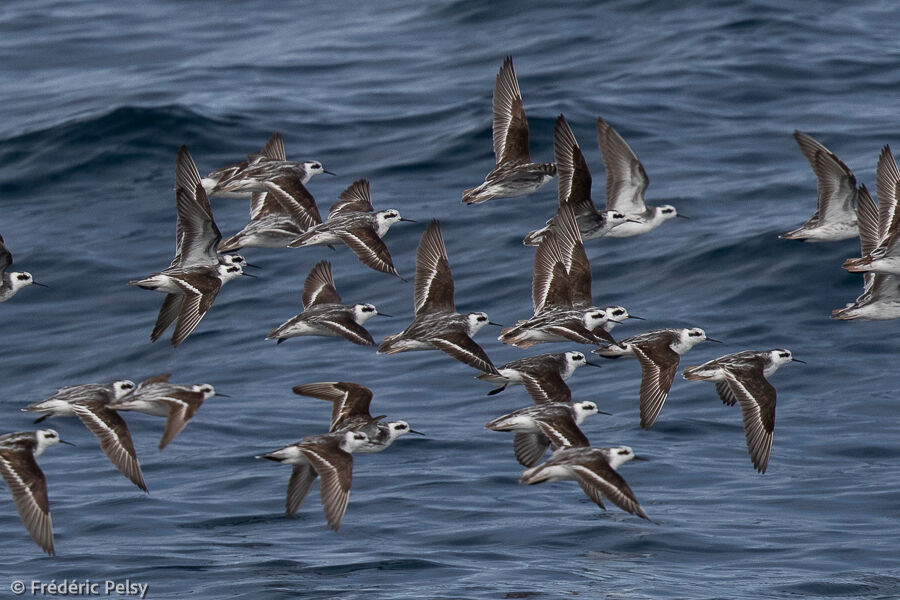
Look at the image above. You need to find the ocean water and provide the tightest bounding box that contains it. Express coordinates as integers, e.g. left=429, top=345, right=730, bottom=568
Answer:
left=1, top=1, right=900, bottom=598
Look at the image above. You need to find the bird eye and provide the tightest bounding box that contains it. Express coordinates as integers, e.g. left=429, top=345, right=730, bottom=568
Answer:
left=394, top=423, right=408, bottom=430
left=363, top=306, right=375, bottom=312
left=779, top=352, right=790, bottom=358
left=663, top=208, right=674, bottom=214
left=312, top=163, right=321, bottom=169
left=613, top=309, right=624, bottom=316
left=123, top=383, right=134, bottom=389
left=573, top=354, right=583, bottom=360
left=618, top=449, right=630, bottom=455
left=689, top=331, right=701, bottom=336
left=17, top=274, right=29, bottom=281
left=46, top=432, right=56, bottom=438
left=477, top=316, right=486, bottom=321
left=354, top=433, right=366, bottom=440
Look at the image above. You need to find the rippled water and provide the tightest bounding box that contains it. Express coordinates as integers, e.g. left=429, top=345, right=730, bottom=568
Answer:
left=2, top=1, right=900, bottom=598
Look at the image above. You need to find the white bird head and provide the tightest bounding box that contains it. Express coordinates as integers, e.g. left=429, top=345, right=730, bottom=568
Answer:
left=767, top=348, right=804, bottom=372
left=112, top=380, right=136, bottom=399
left=191, top=384, right=218, bottom=400
left=341, top=430, right=370, bottom=453
left=581, top=309, right=609, bottom=331
left=572, top=401, right=600, bottom=424
left=7, top=271, right=43, bottom=295
left=603, top=210, right=631, bottom=226
left=603, top=445, right=638, bottom=469
left=385, top=421, right=423, bottom=441
left=34, top=429, right=71, bottom=455
left=217, top=263, right=246, bottom=283
left=352, top=303, right=379, bottom=324
left=465, top=312, right=491, bottom=335
left=563, top=351, right=588, bottom=371
left=656, top=205, right=680, bottom=221
left=374, top=209, right=415, bottom=237
left=674, top=327, right=718, bottom=353
left=300, top=161, right=334, bottom=183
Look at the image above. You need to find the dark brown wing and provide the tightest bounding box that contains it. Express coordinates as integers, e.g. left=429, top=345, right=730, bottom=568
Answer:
left=0, top=234, right=11, bottom=275
left=286, top=463, right=318, bottom=517
left=301, top=445, right=354, bottom=531
left=170, top=274, right=222, bottom=348
left=329, top=179, right=374, bottom=217
left=261, top=132, right=287, bottom=161
left=571, top=460, right=648, bottom=519
left=554, top=115, right=597, bottom=217
left=792, top=131, right=857, bottom=222
left=157, top=391, right=205, bottom=450
left=596, top=117, right=649, bottom=214
left=303, top=260, right=341, bottom=308
left=71, top=402, right=147, bottom=492
left=415, top=220, right=455, bottom=314
left=493, top=56, right=531, bottom=163
left=512, top=432, right=549, bottom=467
left=338, top=227, right=400, bottom=278
left=319, top=316, right=376, bottom=347
left=292, top=382, right=374, bottom=432
left=631, top=337, right=680, bottom=429
left=521, top=371, right=572, bottom=404
left=723, top=367, right=777, bottom=474
left=150, top=293, right=181, bottom=342
left=553, top=201, right=592, bottom=308
left=715, top=381, right=739, bottom=406
left=173, top=146, right=221, bottom=268
left=535, top=415, right=590, bottom=449
left=876, top=145, right=900, bottom=244
left=0, top=449, right=54, bottom=555
left=429, top=331, right=499, bottom=375
left=532, top=233, right=573, bottom=313
left=264, top=179, right=322, bottom=230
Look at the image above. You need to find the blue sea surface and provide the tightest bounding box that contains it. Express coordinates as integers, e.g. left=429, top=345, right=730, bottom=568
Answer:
left=2, top=1, right=900, bottom=598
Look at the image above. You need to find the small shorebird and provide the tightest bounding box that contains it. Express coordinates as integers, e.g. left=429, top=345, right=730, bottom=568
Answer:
left=780, top=130, right=859, bottom=241
left=267, top=260, right=385, bottom=346
left=520, top=445, right=649, bottom=520
left=108, top=373, right=221, bottom=450
left=202, top=132, right=334, bottom=198
left=485, top=401, right=604, bottom=467
left=462, top=56, right=556, bottom=205
left=595, top=117, right=683, bottom=237
left=22, top=380, right=147, bottom=492
left=130, top=146, right=253, bottom=346
left=683, top=349, right=804, bottom=473
left=842, top=145, right=900, bottom=276
left=0, top=429, right=72, bottom=555
left=594, top=328, right=719, bottom=428
left=476, top=351, right=601, bottom=403
left=501, top=203, right=618, bottom=348
left=524, top=115, right=634, bottom=246
left=289, top=179, right=412, bottom=279
left=378, top=219, right=500, bottom=374
left=0, top=233, right=46, bottom=302
left=257, top=430, right=369, bottom=531
left=292, top=381, right=422, bottom=452
left=218, top=178, right=324, bottom=251
left=833, top=185, right=900, bottom=320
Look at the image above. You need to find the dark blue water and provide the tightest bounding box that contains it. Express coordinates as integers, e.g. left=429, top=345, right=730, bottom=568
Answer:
left=2, top=1, right=900, bottom=598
